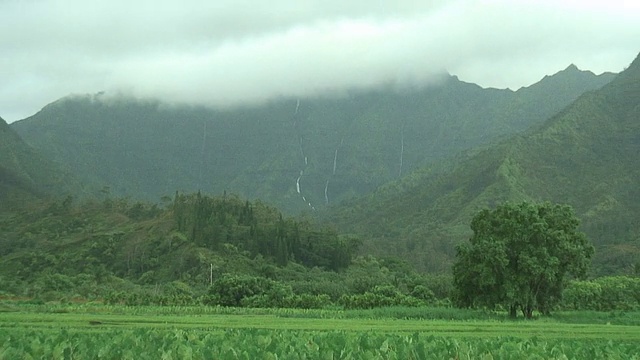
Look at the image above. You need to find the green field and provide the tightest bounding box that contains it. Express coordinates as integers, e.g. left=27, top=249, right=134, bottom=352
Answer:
left=1, top=304, right=640, bottom=359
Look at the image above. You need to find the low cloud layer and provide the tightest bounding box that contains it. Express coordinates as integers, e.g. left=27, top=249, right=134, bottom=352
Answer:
left=1, top=0, right=639, bottom=122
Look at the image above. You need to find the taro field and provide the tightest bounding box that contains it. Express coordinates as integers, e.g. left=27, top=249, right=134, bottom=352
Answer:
left=1, top=304, right=639, bottom=359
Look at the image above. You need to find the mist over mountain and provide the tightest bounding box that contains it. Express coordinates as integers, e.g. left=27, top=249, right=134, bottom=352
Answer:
left=324, top=53, right=640, bottom=275
left=11, top=67, right=614, bottom=214
left=3, top=0, right=639, bottom=123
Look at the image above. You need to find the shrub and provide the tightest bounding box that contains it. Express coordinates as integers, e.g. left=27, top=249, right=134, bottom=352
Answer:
left=410, top=285, right=436, bottom=303
left=208, top=274, right=278, bottom=307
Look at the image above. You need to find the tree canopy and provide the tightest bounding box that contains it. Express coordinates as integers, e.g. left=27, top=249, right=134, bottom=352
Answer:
left=453, top=201, right=594, bottom=318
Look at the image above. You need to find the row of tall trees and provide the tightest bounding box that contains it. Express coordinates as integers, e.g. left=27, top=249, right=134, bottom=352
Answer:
left=172, top=192, right=360, bottom=270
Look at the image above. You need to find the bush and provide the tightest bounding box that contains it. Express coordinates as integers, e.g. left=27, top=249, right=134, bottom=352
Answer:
left=339, top=285, right=426, bottom=309
left=240, top=282, right=294, bottom=308
left=420, top=274, right=454, bottom=300
left=288, top=294, right=332, bottom=309
left=561, top=276, right=640, bottom=311
left=208, top=274, right=279, bottom=307
left=289, top=280, right=350, bottom=301
left=410, top=285, right=436, bottom=303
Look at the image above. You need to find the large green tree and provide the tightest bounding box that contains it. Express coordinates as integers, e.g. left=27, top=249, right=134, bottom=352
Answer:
left=453, top=201, right=594, bottom=318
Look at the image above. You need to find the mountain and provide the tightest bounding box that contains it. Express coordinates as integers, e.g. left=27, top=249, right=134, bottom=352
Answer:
left=11, top=68, right=614, bottom=214
left=0, top=116, right=76, bottom=211
left=324, top=53, right=640, bottom=275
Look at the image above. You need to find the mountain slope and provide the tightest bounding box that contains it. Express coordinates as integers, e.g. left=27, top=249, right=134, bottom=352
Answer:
left=325, top=53, right=640, bottom=275
left=11, top=68, right=614, bottom=214
left=0, top=116, right=76, bottom=211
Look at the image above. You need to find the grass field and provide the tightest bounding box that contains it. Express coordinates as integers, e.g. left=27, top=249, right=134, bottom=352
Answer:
left=1, top=303, right=639, bottom=359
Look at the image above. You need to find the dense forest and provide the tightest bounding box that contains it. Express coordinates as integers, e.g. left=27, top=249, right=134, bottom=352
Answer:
left=0, top=193, right=450, bottom=308
left=0, top=116, right=78, bottom=210
left=1, top=194, right=638, bottom=311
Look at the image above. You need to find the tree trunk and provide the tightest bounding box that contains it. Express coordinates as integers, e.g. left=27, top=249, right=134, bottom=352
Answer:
left=540, top=303, right=551, bottom=316
left=509, top=304, right=518, bottom=319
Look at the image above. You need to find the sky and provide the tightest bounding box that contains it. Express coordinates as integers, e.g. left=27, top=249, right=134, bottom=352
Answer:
left=1, top=0, right=639, bottom=123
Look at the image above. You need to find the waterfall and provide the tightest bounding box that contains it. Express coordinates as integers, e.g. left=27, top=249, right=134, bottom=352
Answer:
left=324, top=180, right=330, bottom=205
left=296, top=170, right=302, bottom=194
left=291, top=99, right=315, bottom=210
left=399, top=123, right=405, bottom=178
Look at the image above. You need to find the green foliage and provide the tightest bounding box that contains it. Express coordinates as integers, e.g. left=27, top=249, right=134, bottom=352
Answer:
left=10, top=190, right=639, bottom=314
left=339, top=285, right=425, bottom=309
left=2, top=326, right=640, bottom=359
left=453, top=201, right=594, bottom=318
left=0, top=193, right=368, bottom=305
left=173, top=192, right=360, bottom=271
left=411, top=285, right=436, bottom=302
left=326, top=57, right=640, bottom=276
left=207, top=274, right=278, bottom=307
left=562, top=276, right=640, bottom=311
left=0, top=117, right=79, bottom=212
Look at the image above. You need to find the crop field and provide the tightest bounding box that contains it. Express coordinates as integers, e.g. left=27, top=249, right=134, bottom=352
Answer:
left=1, top=304, right=640, bottom=359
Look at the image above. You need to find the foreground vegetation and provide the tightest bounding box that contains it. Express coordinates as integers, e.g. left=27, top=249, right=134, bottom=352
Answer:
left=2, top=304, right=640, bottom=359
left=2, top=195, right=640, bottom=315
left=4, top=328, right=639, bottom=359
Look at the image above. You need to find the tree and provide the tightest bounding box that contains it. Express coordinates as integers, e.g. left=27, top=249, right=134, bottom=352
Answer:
left=453, top=201, right=594, bottom=318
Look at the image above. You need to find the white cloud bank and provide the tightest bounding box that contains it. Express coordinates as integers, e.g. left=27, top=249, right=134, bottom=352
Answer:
left=1, top=0, right=639, bottom=122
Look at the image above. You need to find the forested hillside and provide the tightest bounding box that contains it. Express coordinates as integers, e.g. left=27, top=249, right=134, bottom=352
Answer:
left=325, top=53, right=640, bottom=275
left=11, top=67, right=613, bottom=213
left=0, top=116, right=77, bottom=211
left=0, top=121, right=438, bottom=305
left=0, top=193, right=451, bottom=307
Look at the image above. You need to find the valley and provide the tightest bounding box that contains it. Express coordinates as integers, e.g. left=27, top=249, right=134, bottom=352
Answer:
left=1, top=53, right=639, bottom=306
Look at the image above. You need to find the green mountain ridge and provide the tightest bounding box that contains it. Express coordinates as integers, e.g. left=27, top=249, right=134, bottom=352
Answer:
left=325, top=53, right=640, bottom=275
left=0, top=116, right=77, bottom=211
left=11, top=67, right=615, bottom=214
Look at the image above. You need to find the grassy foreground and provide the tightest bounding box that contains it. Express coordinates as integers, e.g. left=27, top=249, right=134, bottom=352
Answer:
left=1, top=304, right=640, bottom=359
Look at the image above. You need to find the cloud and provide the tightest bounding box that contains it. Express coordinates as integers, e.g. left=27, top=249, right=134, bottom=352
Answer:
left=1, top=0, right=639, bottom=122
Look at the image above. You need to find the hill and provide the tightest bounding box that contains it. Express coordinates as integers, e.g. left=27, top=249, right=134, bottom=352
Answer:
left=0, top=116, right=76, bottom=211
left=0, top=192, right=444, bottom=307
left=324, top=53, right=640, bottom=275
left=11, top=68, right=614, bottom=213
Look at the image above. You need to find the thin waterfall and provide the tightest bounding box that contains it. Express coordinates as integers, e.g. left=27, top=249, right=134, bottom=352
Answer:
left=324, top=180, right=330, bottom=205
left=326, top=136, right=345, bottom=204
left=299, top=136, right=305, bottom=160
left=292, top=99, right=315, bottom=210
left=333, top=136, right=344, bottom=176
left=399, top=123, right=405, bottom=178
